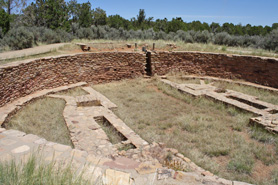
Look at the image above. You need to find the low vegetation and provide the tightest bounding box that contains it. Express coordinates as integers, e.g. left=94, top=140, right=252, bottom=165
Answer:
left=5, top=97, right=72, bottom=146
left=0, top=155, right=93, bottom=185
left=94, top=78, right=278, bottom=185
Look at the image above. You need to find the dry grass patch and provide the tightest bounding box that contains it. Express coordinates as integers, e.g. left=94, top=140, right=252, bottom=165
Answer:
left=94, top=78, right=278, bottom=184
left=5, top=97, right=72, bottom=146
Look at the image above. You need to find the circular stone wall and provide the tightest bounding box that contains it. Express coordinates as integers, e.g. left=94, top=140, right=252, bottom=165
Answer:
left=0, top=51, right=278, bottom=107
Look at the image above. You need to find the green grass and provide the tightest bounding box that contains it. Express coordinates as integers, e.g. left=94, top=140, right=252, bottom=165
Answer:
left=5, top=97, right=72, bottom=146
left=94, top=78, right=278, bottom=184
left=0, top=155, right=94, bottom=185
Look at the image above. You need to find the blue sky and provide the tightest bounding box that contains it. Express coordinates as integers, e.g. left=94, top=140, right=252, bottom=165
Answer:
left=28, top=0, right=278, bottom=26
left=79, top=0, right=277, bottom=26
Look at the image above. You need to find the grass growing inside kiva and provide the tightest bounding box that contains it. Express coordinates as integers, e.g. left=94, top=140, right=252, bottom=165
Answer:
left=5, top=97, right=72, bottom=146
left=94, top=78, right=278, bottom=185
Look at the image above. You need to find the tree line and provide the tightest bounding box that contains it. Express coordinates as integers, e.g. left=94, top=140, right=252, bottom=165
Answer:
left=0, top=0, right=277, bottom=52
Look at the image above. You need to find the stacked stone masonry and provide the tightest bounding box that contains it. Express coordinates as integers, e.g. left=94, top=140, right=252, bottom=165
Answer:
left=152, top=52, right=278, bottom=88
left=1, top=51, right=278, bottom=109
left=0, top=52, right=146, bottom=107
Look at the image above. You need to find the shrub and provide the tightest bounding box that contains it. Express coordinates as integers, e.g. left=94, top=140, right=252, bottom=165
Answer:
left=144, top=28, right=156, bottom=40
left=264, top=29, right=278, bottom=52
left=71, top=22, right=80, bottom=35
left=41, top=29, right=61, bottom=44
left=4, top=26, right=34, bottom=50
left=56, top=29, right=74, bottom=42
left=76, top=27, right=94, bottom=39
left=166, top=32, right=175, bottom=40
left=175, top=30, right=193, bottom=43
left=155, top=31, right=167, bottom=40
left=214, top=32, right=231, bottom=45
left=194, top=30, right=212, bottom=43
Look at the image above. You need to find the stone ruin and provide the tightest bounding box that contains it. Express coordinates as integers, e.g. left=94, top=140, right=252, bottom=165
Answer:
left=0, top=51, right=278, bottom=184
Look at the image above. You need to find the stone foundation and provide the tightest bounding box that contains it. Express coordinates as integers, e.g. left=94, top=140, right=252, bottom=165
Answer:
left=152, top=52, right=278, bottom=88
left=1, top=51, right=278, bottom=108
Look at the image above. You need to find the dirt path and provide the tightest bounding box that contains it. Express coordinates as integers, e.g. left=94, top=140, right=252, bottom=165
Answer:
left=0, top=43, right=67, bottom=60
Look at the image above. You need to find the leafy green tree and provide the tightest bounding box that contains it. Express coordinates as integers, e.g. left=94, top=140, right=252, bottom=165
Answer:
left=210, top=22, right=220, bottom=33
left=68, top=0, right=79, bottom=22
left=272, top=23, right=278, bottom=30
left=107, top=14, right=131, bottom=29
left=154, top=18, right=168, bottom=32
left=0, top=7, right=9, bottom=33
left=31, top=0, right=69, bottom=30
left=137, top=9, right=145, bottom=26
left=78, top=2, right=92, bottom=27
left=92, top=7, right=106, bottom=26
left=167, top=17, right=185, bottom=33
left=44, top=0, right=69, bottom=30
left=0, top=0, right=27, bottom=15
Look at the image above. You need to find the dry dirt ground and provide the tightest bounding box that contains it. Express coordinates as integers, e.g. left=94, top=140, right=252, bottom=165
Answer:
left=0, top=43, right=67, bottom=60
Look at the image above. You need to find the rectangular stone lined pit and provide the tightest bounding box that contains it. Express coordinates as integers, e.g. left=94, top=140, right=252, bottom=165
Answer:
left=226, top=96, right=268, bottom=110
left=94, top=116, right=127, bottom=144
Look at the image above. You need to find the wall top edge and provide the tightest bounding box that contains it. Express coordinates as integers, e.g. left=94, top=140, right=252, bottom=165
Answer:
left=0, top=51, right=146, bottom=69
left=152, top=51, right=278, bottom=61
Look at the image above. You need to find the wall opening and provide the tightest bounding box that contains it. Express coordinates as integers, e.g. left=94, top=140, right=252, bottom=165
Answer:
left=146, top=52, right=152, bottom=76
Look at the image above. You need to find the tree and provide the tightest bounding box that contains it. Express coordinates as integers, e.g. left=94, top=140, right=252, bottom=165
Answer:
left=92, top=7, right=106, bottom=26
left=210, top=22, right=220, bottom=33
left=0, top=0, right=26, bottom=15
left=137, top=9, right=146, bottom=25
left=0, top=7, right=9, bottom=33
left=78, top=2, right=92, bottom=27
left=167, top=17, right=185, bottom=33
left=107, top=14, right=130, bottom=29
left=31, top=0, right=69, bottom=30
left=68, top=0, right=79, bottom=22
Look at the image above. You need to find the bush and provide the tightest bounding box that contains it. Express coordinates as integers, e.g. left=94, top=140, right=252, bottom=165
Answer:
left=174, top=30, right=193, bottom=43
left=76, top=27, right=94, bottom=39
left=194, top=30, right=212, bottom=43
left=144, top=28, right=156, bottom=40
left=56, top=29, right=74, bottom=42
left=214, top=32, right=231, bottom=45
left=155, top=30, right=167, bottom=40
left=4, top=26, right=34, bottom=50
left=264, top=29, right=278, bottom=52
left=41, top=29, right=61, bottom=44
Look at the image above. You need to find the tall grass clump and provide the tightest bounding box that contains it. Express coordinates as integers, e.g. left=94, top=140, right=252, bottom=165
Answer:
left=0, top=155, right=92, bottom=185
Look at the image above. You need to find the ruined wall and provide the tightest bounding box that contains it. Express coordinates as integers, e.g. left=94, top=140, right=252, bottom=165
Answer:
left=0, top=52, right=146, bottom=107
left=1, top=51, right=278, bottom=108
left=152, top=52, right=278, bottom=88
